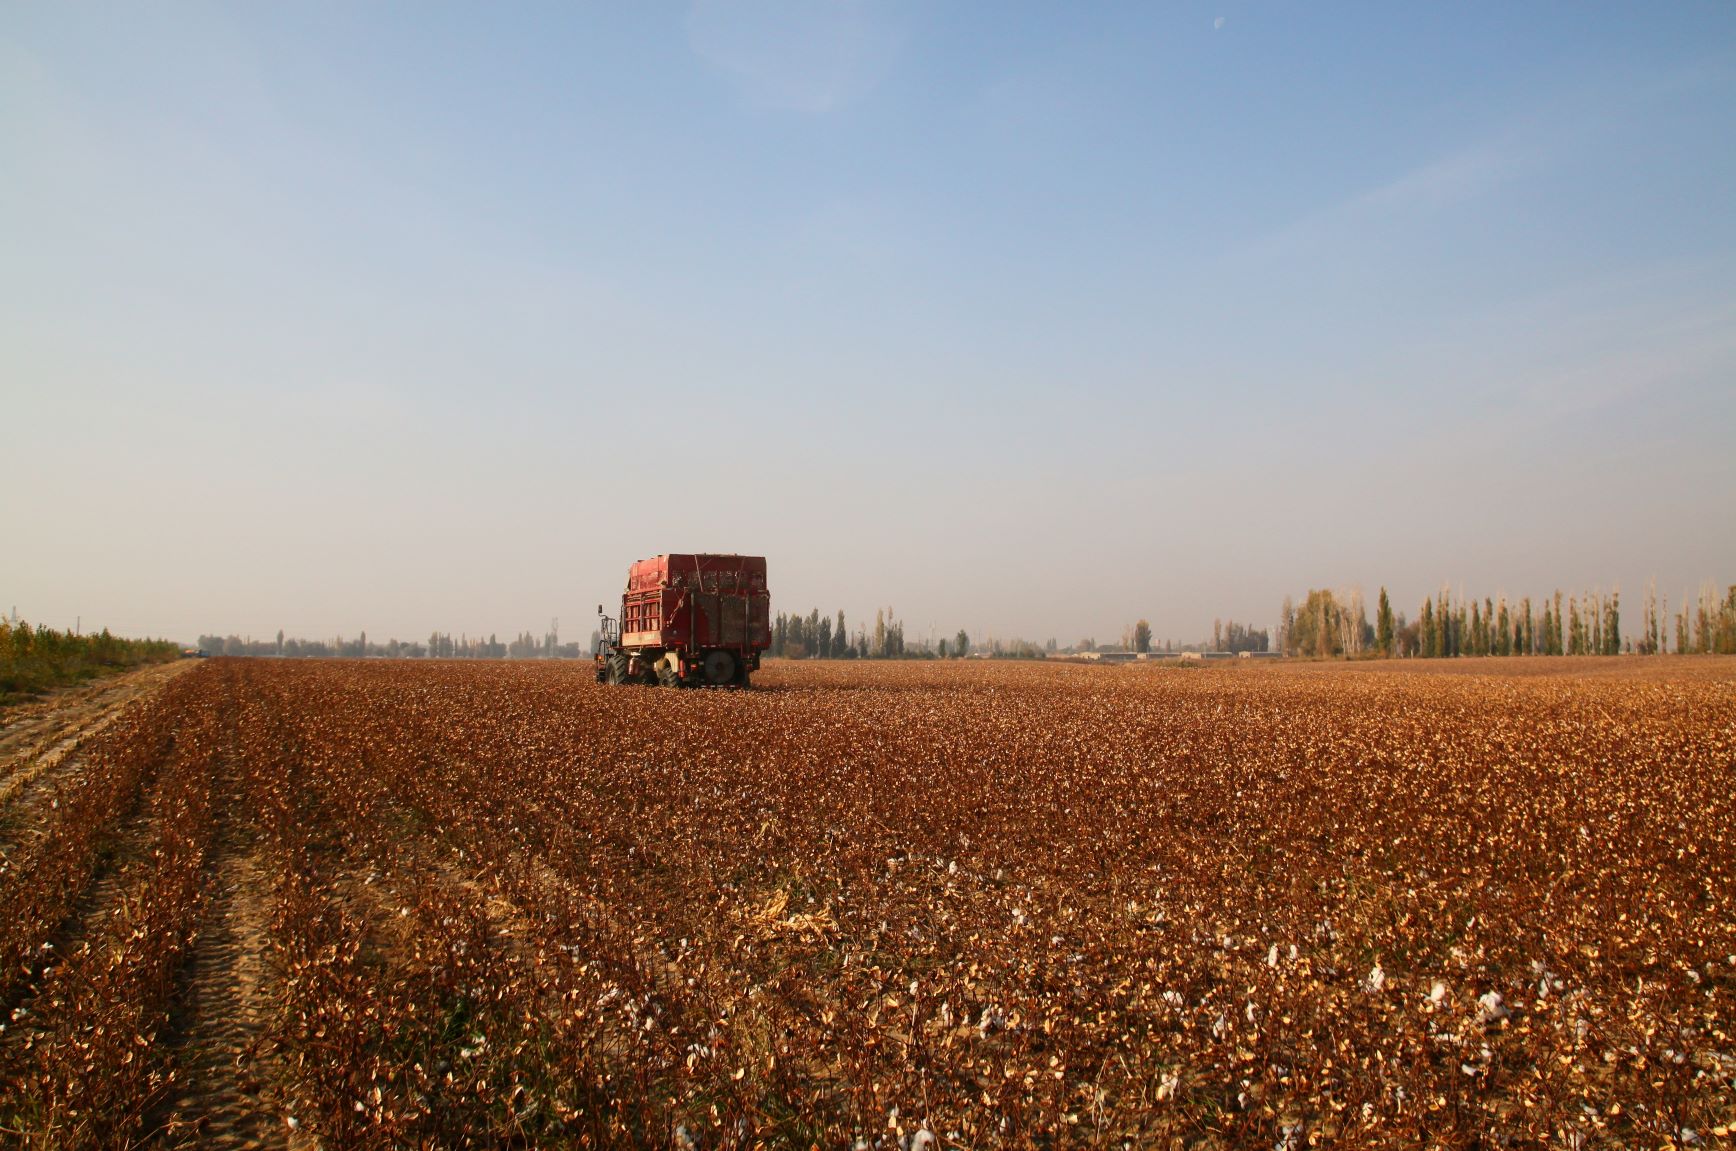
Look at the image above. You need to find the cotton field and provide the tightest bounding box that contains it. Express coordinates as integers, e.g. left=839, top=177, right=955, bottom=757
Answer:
left=0, top=657, right=1731, bottom=1149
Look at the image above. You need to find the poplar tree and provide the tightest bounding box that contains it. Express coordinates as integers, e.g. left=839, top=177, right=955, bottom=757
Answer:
left=1376, top=588, right=1394, bottom=656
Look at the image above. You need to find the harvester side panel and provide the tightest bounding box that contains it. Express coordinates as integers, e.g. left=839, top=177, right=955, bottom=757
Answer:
left=616, top=554, right=771, bottom=654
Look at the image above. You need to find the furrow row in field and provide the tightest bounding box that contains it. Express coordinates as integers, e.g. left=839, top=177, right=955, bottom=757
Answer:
left=0, top=671, right=202, bottom=1014
left=0, top=670, right=221, bottom=1147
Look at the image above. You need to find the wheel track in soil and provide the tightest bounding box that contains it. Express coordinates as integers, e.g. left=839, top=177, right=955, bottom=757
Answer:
left=147, top=680, right=297, bottom=1151
left=148, top=830, right=286, bottom=1149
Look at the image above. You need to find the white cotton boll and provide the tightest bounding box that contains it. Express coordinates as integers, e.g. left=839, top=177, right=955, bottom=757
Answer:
left=1364, top=964, right=1386, bottom=993
left=1477, top=991, right=1510, bottom=1022
left=1267, top=944, right=1280, bottom=967
left=1156, top=1071, right=1180, bottom=1101
left=907, top=1129, right=937, bottom=1151
left=1212, top=1012, right=1229, bottom=1039
left=1429, top=981, right=1448, bottom=1005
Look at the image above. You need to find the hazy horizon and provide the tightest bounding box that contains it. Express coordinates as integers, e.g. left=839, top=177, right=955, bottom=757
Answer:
left=6, top=5, right=1735, bottom=648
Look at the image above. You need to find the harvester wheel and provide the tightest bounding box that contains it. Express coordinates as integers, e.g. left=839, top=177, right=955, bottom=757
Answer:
left=657, top=657, right=682, bottom=688
left=702, top=649, right=737, bottom=686
left=606, top=653, right=628, bottom=685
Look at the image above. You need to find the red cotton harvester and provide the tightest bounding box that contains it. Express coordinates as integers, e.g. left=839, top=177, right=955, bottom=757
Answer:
left=595, top=554, right=771, bottom=688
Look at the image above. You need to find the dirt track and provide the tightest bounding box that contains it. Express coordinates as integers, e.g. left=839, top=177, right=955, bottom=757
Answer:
left=149, top=712, right=287, bottom=1151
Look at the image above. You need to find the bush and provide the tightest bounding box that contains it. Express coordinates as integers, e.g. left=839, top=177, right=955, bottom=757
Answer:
left=0, top=619, right=181, bottom=699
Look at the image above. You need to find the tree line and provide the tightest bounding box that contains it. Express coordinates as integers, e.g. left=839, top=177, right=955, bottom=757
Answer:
left=773, top=609, right=1077, bottom=661
left=2, top=618, right=181, bottom=699
left=772, top=608, right=975, bottom=660
left=1211, top=619, right=1271, bottom=654
left=197, top=628, right=586, bottom=661
left=1278, top=581, right=1736, bottom=658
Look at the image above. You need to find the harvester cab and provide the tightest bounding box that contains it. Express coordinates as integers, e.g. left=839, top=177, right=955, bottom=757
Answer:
left=593, top=605, right=622, bottom=684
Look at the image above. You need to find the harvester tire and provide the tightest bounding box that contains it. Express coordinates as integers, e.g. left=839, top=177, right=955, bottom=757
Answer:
left=606, top=653, right=628, bottom=685
left=702, top=649, right=737, bottom=686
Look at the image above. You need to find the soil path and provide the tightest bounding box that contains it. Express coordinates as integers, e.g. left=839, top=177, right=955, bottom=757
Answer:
left=149, top=705, right=290, bottom=1150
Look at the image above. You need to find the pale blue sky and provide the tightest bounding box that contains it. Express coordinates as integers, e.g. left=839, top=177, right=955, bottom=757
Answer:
left=4, top=3, right=1734, bottom=646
